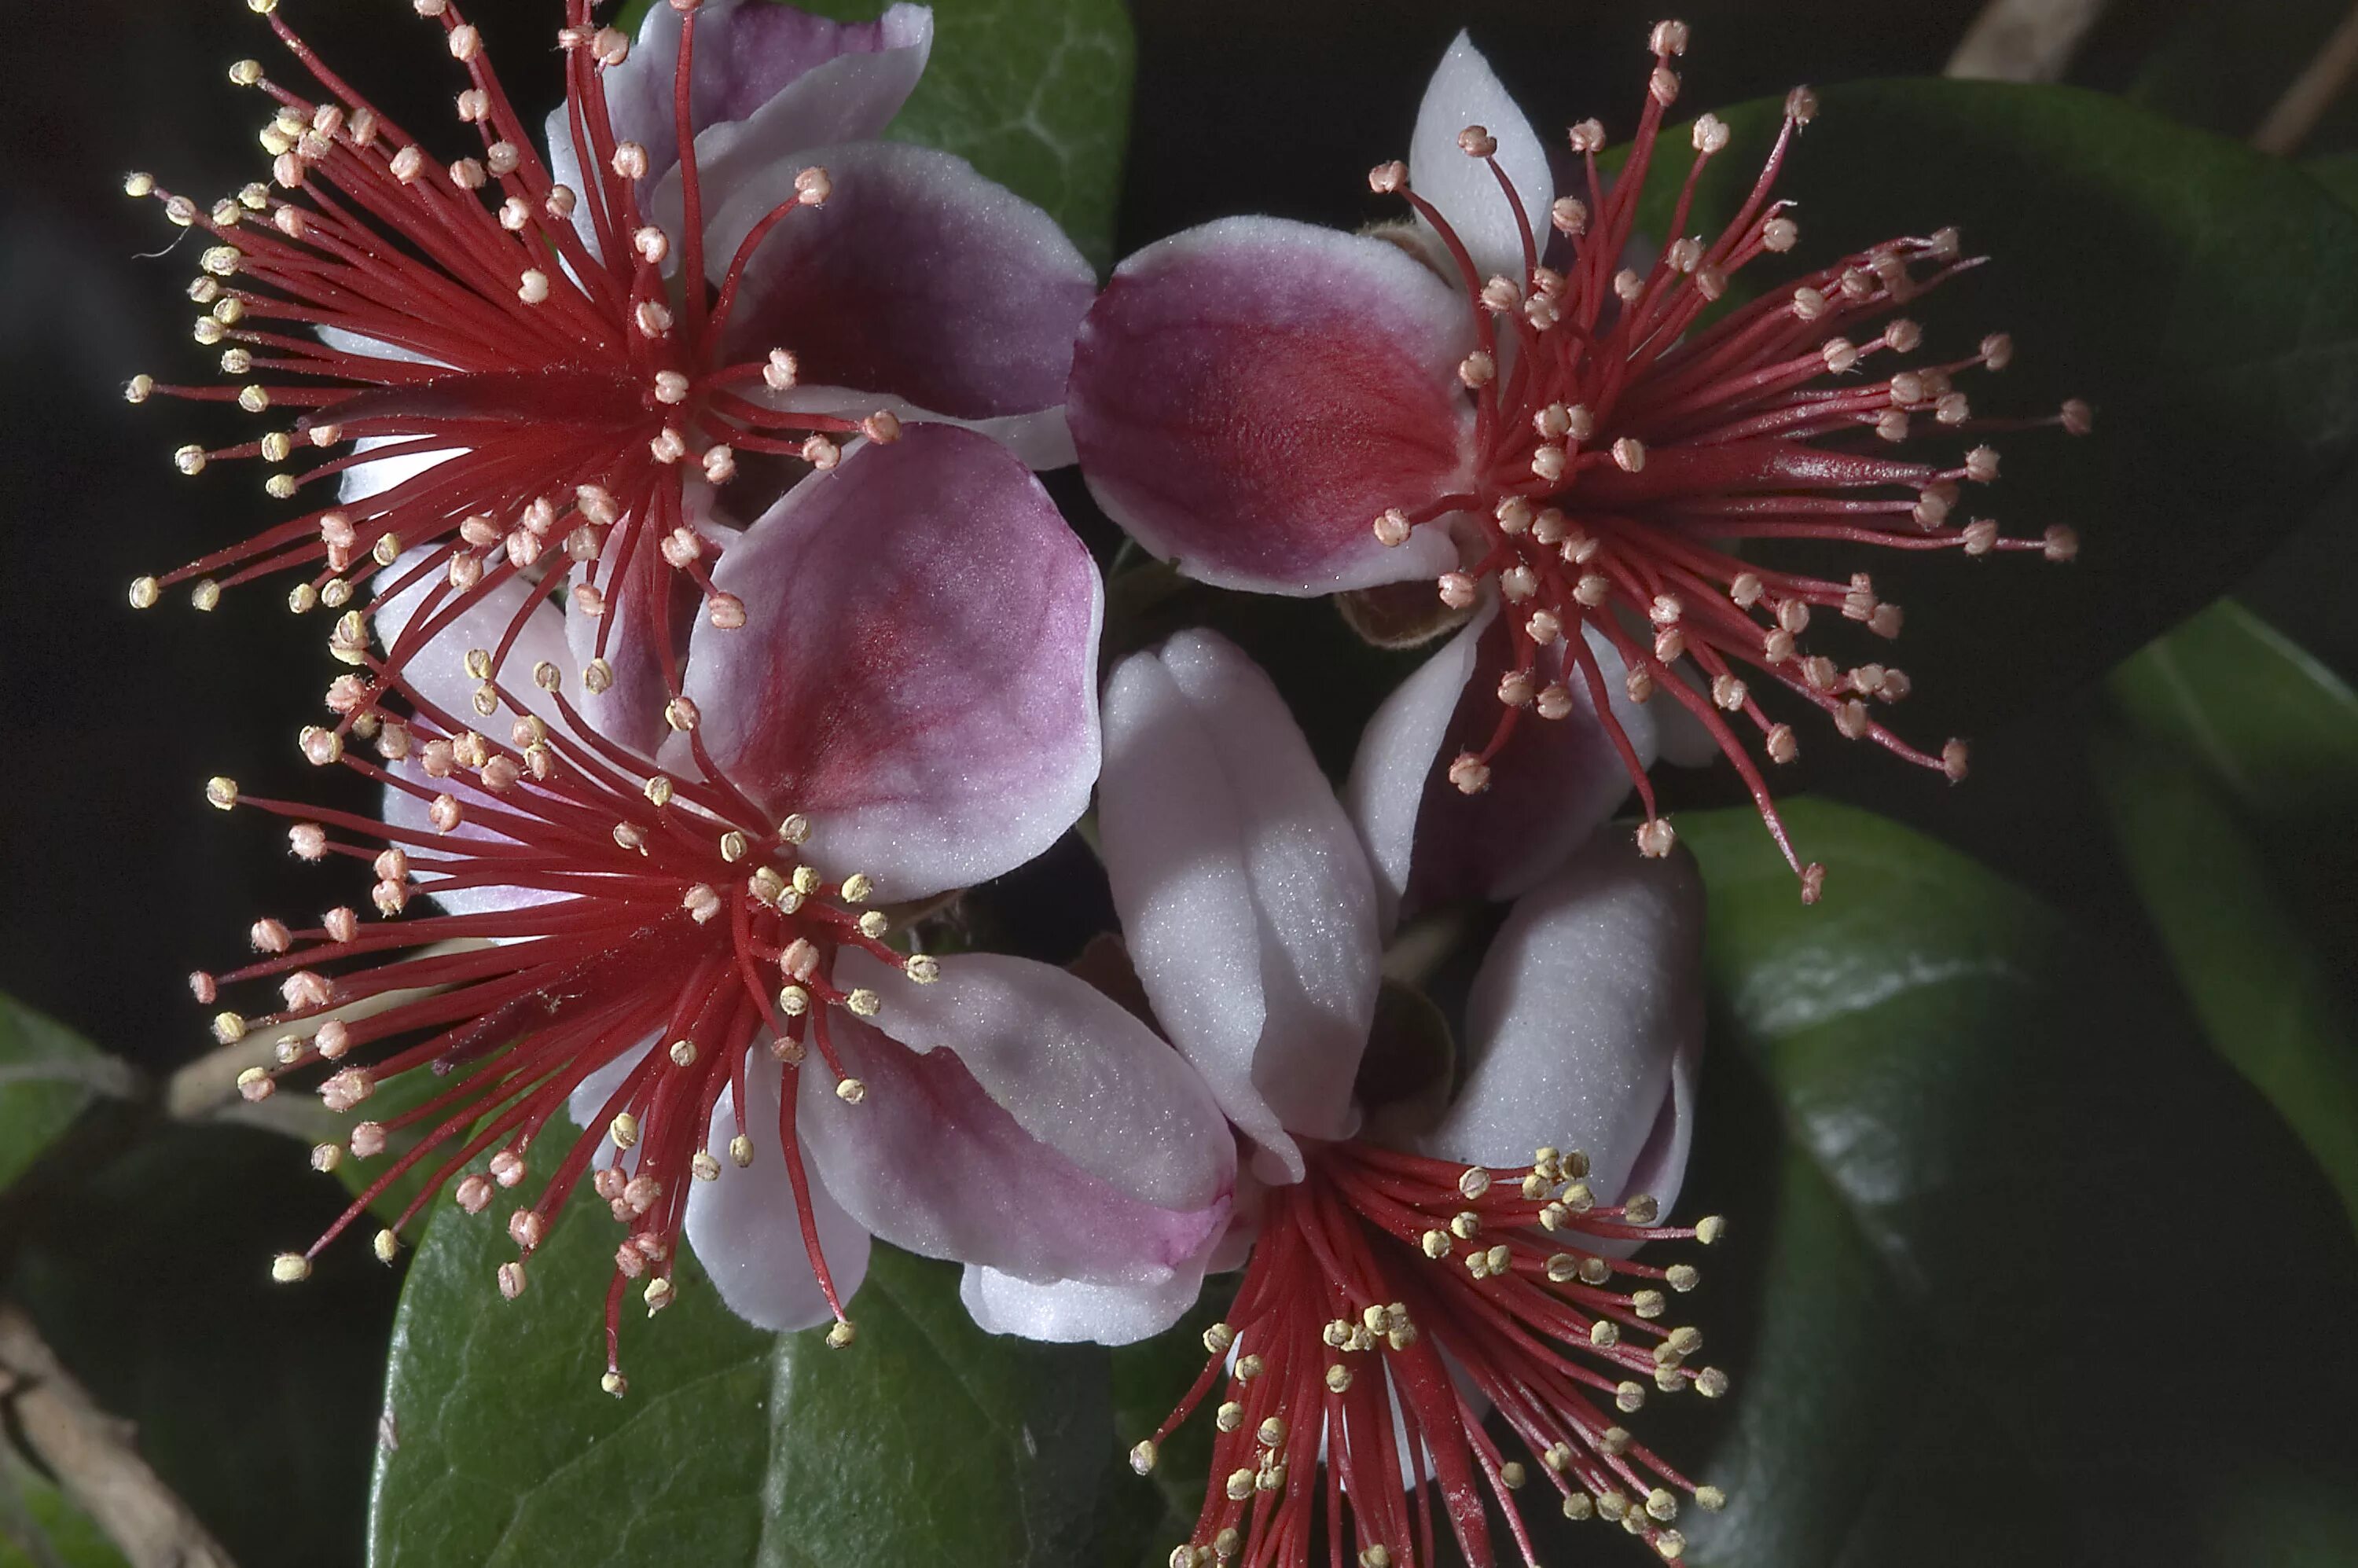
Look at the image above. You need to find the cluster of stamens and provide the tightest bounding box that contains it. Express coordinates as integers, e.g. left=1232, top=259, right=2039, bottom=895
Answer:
left=1133, top=1140, right=1726, bottom=1566
left=1368, top=21, right=2088, bottom=898
left=201, top=643, right=931, bottom=1385
left=123, top=0, right=894, bottom=694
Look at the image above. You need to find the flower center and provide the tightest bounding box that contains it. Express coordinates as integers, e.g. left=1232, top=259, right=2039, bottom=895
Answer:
left=122, top=0, right=890, bottom=696
left=201, top=648, right=929, bottom=1385
left=1366, top=24, right=2087, bottom=900
left=1132, top=1140, right=1725, bottom=1568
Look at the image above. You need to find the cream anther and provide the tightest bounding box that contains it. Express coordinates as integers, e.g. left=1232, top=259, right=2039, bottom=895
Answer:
left=1372, top=508, right=1412, bottom=547
left=1368, top=160, right=1407, bottom=194
left=795, top=167, right=832, bottom=205
left=764, top=348, right=799, bottom=390
left=1458, top=351, right=1496, bottom=388
left=1447, top=754, right=1490, bottom=795
left=1551, top=196, right=1589, bottom=235
left=1456, top=125, right=1498, bottom=159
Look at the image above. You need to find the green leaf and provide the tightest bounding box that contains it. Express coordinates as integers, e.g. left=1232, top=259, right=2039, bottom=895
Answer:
left=1673, top=83, right=2358, bottom=738
left=0, top=997, right=133, bottom=1199
left=370, top=1140, right=1115, bottom=1566
left=2311, top=152, right=2358, bottom=212
left=2107, top=599, right=2358, bottom=851
left=1657, top=800, right=2358, bottom=1566
left=2092, top=727, right=2358, bottom=1232
left=0, top=1443, right=132, bottom=1568
left=619, top=0, right=1134, bottom=269
left=2096, top=600, right=2358, bottom=1232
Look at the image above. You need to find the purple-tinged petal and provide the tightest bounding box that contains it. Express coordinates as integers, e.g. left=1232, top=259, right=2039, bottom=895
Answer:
left=546, top=2, right=932, bottom=255
left=708, top=141, right=1094, bottom=426
left=619, top=1, right=929, bottom=187
left=1069, top=218, right=1471, bottom=596
left=1409, top=33, right=1552, bottom=292
left=563, top=532, right=704, bottom=762
left=372, top=549, right=572, bottom=738
left=1346, top=600, right=1656, bottom=931
left=644, top=7, right=935, bottom=245
left=1100, top=631, right=1381, bottom=1182
left=1401, top=835, right=1703, bottom=1215
left=799, top=951, right=1233, bottom=1287
left=960, top=1265, right=1207, bottom=1347
left=665, top=424, right=1100, bottom=902
left=685, top=1061, right=872, bottom=1332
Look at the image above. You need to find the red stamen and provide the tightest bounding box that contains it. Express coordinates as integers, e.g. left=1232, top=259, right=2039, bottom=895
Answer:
left=1135, top=1140, right=1728, bottom=1567
left=122, top=0, right=855, bottom=692
left=1366, top=30, right=2088, bottom=900
left=222, top=657, right=916, bottom=1386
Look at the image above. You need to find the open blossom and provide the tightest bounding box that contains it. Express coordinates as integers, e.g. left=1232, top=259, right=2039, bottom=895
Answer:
left=124, top=0, right=1094, bottom=709
left=1068, top=23, right=2087, bottom=899
left=995, top=630, right=1723, bottom=1564
left=193, top=428, right=1233, bottom=1386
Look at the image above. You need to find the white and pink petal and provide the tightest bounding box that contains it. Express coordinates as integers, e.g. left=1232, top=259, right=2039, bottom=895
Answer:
left=1098, top=631, right=1381, bottom=1182
left=685, top=1060, right=873, bottom=1332
left=1346, top=602, right=1656, bottom=929
left=667, top=424, right=1102, bottom=903
left=708, top=141, right=1094, bottom=431
left=1407, top=32, right=1553, bottom=292
left=797, top=951, right=1233, bottom=1296
left=1069, top=218, right=1473, bottom=597
left=1401, top=834, right=1704, bottom=1215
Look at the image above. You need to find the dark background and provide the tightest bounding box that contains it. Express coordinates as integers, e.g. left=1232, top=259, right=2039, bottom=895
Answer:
left=2, top=3, right=2351, bottom=1566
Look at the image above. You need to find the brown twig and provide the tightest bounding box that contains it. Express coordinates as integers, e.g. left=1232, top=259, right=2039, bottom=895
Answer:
left=2253, top=1, right=2358, bottom=155
left=1946, top=0, right=2112, bottom=83
left=160, top=938, right=490, bottom=1127
left=0, top=1303, right=235, bottom=1568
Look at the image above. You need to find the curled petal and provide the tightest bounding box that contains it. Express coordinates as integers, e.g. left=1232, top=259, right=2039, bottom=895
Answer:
left=1100, top=631, right=1381, bottom=1181
left=1069, top=218, right=1471, bottom=595
left=1408, top=32, right=1553, bottom=289
left=799, top=951, right=1234, bottom=1290
left=545, top=1, right=931, bottom=253
left=645, top=6, right=935, bottom=245
left=1346, top=600, right=1655, bottom=931
left=669, top=425, right=1102, bottom=902
left=685, top=1061, right=872, bottom=1332
left=1403, top=835, right=1704, bottom=1214
left=711, top=141, right=1095, bottom=427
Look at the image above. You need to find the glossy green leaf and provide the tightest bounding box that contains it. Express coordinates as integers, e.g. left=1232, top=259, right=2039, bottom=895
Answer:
left=2098, top=600, right=2358, bottom=1232
left=1653, top=800, right=2358, bottom=1567
left=0, top=997, right=130, bottom=1198
left=2092, top=727, right=2358, bottom=1232
left=1669, top=83, right=2358, bottom=739
left=0, top=1443, right=132, bottom=1568
left=2107, top=599, right=2358, bottom=850
left=618, top=0, right=1135, bottom=268
left=370, top=1140, right=1115, bottom=1566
